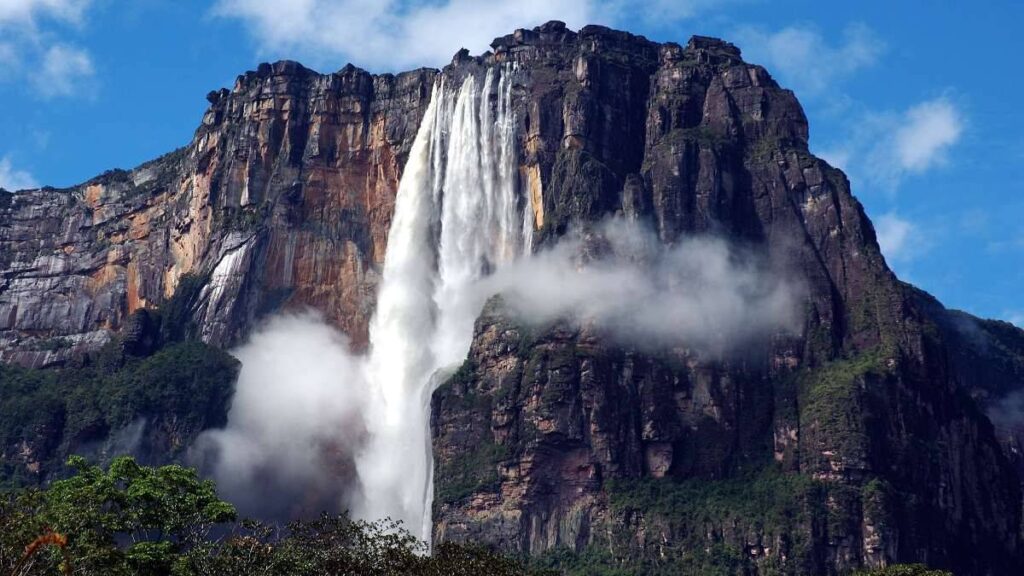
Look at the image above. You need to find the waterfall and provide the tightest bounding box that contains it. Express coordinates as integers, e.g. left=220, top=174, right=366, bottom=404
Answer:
left=356, top=63, right=531, bottom=543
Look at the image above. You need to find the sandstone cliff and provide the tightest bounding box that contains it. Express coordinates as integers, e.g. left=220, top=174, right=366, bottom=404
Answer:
left=0, top=62, right=435, bottom=366
left=1, top=21, right=1022, bottom=576
left=425, top=23, right=1024, bottom=575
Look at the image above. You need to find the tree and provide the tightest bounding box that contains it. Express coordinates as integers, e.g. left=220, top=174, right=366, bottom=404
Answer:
left=1, top=456, right=549, bottom=576
left=2, top=455, right=236, bottom=576
left=854, top=564, right=954, bottom=576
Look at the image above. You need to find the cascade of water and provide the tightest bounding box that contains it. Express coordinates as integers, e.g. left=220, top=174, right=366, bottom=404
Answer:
left=357, top=63, right=532, bottom=544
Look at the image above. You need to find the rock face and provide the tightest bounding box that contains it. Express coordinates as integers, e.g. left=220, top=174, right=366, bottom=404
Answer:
left=427, top=23, right=1024, bottom=576
left=0, top=61, right=435, bottom=366
left=1, top=20, right=1023, bottom=576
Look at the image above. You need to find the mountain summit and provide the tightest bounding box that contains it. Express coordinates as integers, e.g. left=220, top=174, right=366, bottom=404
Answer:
left=1, top=21, right=1022, bottom=575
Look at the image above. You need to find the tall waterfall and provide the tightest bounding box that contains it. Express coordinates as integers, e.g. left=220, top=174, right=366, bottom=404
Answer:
left=357, top=63, right=531, bottom=542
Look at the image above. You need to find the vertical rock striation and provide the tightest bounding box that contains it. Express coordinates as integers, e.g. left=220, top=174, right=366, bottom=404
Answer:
left=0, top=62, right=436, bottom=365
left=428, top=23, right=1024, bottom=575
left=1, top=20, right=1023, bottom=576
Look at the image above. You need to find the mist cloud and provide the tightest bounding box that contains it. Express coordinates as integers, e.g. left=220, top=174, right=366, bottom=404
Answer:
left=988, top=390, right=1024, bottom=434
left=198, top=219, right=804, bottom=523
left=481, top=218, right=804, bottom=351
left=193, top=312, right=368, bottom=521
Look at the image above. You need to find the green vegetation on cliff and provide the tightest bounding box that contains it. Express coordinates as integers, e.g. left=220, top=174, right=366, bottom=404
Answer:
left=797, top=349, right=890, bottom=471
left=434, top=438, right=508, bottom=507
left=533, top=469, right=823, bottom=576
left=0, top=275, right=239, bottom=488
left=536, top=468, right=948, bottom=576
left=855, top=566, right=952, bottom=576
left=0, top=340, right=238, bottom=488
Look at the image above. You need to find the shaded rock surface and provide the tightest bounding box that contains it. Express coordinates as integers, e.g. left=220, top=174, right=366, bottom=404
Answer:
left=0, top=20, right=1022, bottom=576
left=428, top=23, right=1024, bottom=576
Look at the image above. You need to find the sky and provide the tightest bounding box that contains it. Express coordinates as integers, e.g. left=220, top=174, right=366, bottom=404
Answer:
left=0, top=0, right=1020, bottom=326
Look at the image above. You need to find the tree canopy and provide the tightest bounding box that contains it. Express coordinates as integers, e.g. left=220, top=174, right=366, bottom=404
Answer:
left=1, top=456, right=548, bottom=576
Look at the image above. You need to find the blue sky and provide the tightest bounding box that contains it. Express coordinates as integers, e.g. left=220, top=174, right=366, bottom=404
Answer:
left=0, top=0, right=1021, bottom=326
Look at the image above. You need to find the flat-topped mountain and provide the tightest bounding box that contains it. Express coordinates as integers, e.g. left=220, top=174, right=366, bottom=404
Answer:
left=1, top=21, right=1022, bottom=575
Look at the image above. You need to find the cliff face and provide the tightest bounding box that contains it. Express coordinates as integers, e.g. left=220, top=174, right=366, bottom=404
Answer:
left=427, top=23, right=1024, bottom=575
left=0, top=62, right=434, bottom=366
left=1, top=20, right=1023, bottom=576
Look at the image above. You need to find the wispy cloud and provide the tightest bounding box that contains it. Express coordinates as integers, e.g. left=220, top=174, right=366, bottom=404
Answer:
left=602, top=0, right=745, bottom=28
left=824, top=96, right=964, bottom=192
left=0, top=0, right=95, bottom=98
left=892, top=98, right=963, bottom=173
left=32, top=43, right=94, bottom=98
left=0, top=156, right=39, bottom=191
left=867, top=96, right=964, bottom=190
left=987, top=229, right=1024, bottom=254
left=0, top=0, right=91, bottom=26
left=0, top=42, right=17, bottom=80
left=733, top=23, right=884, bottom=98
left=212, top=0, right=729, bottom=71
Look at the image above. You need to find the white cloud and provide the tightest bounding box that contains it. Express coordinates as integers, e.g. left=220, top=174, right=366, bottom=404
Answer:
left=822, top=96, right=964, bottom=193
left=734, top=23, right=883, bottom=97
left=0, top=0, right=95, bottom=98
left=865, top=97, right=964, bottom=190
left=32, top=43, right=94, bottom=98
left=0, top=156, right=39, bottom=191
left=213, top=0, right=588, bottom=70
left=0, top=0, right=90, bottom=26
left=893, top=98, right=963, bottom=173
left=213, top=0, right=727, bottom=71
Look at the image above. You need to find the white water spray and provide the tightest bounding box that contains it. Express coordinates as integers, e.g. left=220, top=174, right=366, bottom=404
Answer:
left=357, top=63, right=531, bottom=542
left=199, top=61, right=800, bottom=544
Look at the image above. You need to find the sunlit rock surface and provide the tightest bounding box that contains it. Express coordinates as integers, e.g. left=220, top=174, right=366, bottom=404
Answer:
left=0, top=62, right=435, bottom=365
left=2, top=20, right=1023, bottom=576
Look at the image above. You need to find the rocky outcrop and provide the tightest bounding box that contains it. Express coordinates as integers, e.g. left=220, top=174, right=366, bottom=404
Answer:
left=2, top=19, right=1023, bottom=576
left=428, top=23, right=1024, bottom=576
left=0, top=62, right=435, bottom=366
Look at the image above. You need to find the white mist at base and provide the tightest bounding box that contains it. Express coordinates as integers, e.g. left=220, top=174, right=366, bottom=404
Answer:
left=197, top=62, right=804, bottom=546
left=197, top=64, right=529, bottom=542
left=194, top=312, right=369, bottom=521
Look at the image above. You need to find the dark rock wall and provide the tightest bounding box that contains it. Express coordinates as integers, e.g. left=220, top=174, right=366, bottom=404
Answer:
left=429, top=23, right=1024, bottom=575
left=1, top=20, right=1022, bottom=576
